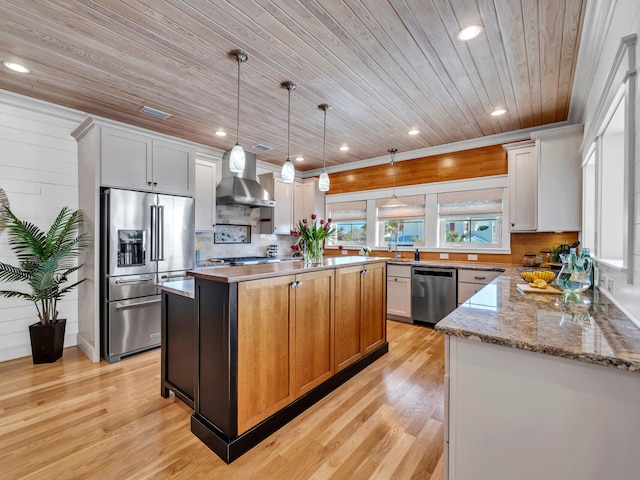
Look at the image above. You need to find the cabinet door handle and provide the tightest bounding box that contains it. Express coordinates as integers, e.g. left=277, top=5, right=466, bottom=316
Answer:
left=153, top=182, right=158, bottom=186
left=511, top=223, right=515, bottom=227
left=147, top=181, right=153, bottom=186
left=291, top=282, right=297, bottom=289
left=394, top=277, right=398, bottom=281
left=297, top=281, right=302, bottom=288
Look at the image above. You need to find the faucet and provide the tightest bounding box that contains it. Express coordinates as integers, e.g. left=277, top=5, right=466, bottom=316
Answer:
left=389, top=231, right=400, bottom=260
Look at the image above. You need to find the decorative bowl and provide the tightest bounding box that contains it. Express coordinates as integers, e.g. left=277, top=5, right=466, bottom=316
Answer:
left=517, top=268, right=557, bottom=284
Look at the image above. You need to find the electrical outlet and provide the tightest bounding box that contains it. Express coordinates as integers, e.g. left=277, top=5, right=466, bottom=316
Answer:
left=599, top=273, right=606, bottom=288
left=440, top=253, right=449, bottom=260
left=607, top=278, right=614, bottom=293
left=341, top=249, right=348, bottom=255
left=467, top=254, right=478, bottom=261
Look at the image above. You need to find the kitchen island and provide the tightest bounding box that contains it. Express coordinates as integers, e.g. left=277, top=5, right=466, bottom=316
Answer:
left=435, top=267, right=640, bottom=480
left=159, top=256, right=388, bottom=463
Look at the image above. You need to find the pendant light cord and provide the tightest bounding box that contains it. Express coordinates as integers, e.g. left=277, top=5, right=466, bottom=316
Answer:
left=287, top=86, right=291, bottom=160
left=236, top=57, right=241, bottom=144
left=322, top=107, right=327, bottom=171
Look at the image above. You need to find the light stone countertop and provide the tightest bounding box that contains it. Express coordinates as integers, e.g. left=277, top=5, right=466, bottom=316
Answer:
left=435, top=266, right=640, bottom=372
left=156, top=278, right=195, bottom=299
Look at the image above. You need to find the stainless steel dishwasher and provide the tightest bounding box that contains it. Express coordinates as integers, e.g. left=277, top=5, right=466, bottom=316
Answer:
left=411, top=267, right=457, bottom=326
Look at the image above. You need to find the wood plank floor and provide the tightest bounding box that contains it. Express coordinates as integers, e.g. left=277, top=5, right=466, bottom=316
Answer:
left=0, top=320, right=444, bottom=479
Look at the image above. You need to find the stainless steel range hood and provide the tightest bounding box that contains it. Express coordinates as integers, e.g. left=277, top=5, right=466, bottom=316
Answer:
left=216, top=150, right=275, bottom=208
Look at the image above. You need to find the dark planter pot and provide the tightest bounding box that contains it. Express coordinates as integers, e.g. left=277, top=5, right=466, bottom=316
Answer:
left=29, top=319, right=66, bottom=364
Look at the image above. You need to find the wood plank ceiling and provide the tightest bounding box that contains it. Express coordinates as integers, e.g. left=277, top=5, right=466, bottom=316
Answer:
left=0, top=0, right=584, bottom=171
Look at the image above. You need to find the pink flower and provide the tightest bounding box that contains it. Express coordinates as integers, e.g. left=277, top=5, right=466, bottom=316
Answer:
left=303, top=225, right=308, bottom=230
left=302, top=218, right=307, bottom=224
left=320, top=219, right=324, bottom=225
left=311, top=213, right=317, bottom=220
left=338, top=245, right=344, bottom=250
left=338, top=235, right=343, bottom=241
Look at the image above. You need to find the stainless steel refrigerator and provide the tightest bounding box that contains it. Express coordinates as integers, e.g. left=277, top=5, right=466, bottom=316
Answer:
left=101, top=188, right=194, bottom=363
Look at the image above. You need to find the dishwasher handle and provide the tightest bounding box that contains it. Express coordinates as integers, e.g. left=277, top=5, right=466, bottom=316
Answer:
left=413, top=268, right=455, bottom=278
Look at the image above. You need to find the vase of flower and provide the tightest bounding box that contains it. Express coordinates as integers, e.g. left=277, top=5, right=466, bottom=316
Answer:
left=304, top=239, right=324, bottom=266
left=291, top=214, right=339, bottom=266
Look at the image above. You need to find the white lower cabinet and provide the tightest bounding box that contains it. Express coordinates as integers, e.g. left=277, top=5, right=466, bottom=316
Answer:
left=457, top=269, right=501, bottom=305
left=386, top=264, right=412, bottom=321
left=445, top=336, right=640, bottom=480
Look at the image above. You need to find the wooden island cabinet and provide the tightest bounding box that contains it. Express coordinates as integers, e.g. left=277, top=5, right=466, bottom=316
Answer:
left=180, top=257, right=387, bottom=463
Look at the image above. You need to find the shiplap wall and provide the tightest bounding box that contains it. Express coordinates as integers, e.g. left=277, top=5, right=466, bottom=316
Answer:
left=577, top=0, right=640, bottom=324
left=0, top=91, right=85, bottom=361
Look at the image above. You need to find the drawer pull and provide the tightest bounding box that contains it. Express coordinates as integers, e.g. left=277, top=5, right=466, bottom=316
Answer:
left=474, top=275, right=486, bottom=280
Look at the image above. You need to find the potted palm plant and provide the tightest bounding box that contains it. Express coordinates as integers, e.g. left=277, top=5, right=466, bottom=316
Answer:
left=0, top=205, right=89, bottom=363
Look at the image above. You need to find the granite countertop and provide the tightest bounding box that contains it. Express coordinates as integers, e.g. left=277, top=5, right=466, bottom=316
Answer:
left=156, top=278, right=195, bottom=299
left=435, top=266, right=640, bottom=372
left=188, top=256, right=387, bottom=283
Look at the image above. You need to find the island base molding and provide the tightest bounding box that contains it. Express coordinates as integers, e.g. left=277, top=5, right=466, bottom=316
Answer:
left=192, top=342, right=388, bottom=464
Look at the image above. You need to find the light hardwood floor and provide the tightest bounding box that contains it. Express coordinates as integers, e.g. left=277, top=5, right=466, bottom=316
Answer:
left=0, top=320, right=444, bottom=479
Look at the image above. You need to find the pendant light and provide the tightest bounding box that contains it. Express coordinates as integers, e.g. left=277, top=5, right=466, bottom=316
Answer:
left=382, top=148, right=405, bottom=207
left=229, top=49, right=248, bottom=173
left=281, top=80, right=296, bottom=183
left=318, top=103, right=332, bottom=192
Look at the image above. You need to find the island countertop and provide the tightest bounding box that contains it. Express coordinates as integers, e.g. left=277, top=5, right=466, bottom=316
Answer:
left=435, top=266, right=640, bottom=372
left=187, top=255, right=386, bottom=283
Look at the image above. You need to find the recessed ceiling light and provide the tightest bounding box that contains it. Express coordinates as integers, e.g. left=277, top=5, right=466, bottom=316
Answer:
left=491, top=109, right=507, bottom=116
left=408, top=129, right=420, bottom=135
left=339, top=145, right=349, bottom=151
left=3, top=61, right=30, bottom=73
left=295, top=156, right=304, bottom=162
left=457, top=25, right=483, bottom=41
left=214, top=130, right=227, bottom=136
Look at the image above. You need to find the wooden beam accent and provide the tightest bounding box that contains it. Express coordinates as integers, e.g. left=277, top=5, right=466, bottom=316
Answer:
left=328, top=144, right=507, bottom=194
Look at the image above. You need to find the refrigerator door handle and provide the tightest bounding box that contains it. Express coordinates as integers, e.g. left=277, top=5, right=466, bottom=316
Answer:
left=150, top=204, right=157, bottom=261
left=157, top=205, right=165, bottom=261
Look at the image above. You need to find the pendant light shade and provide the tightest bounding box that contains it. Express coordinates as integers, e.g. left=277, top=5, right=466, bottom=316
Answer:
left=318, top=103, right=332, bottom=192
left=281, top=81, right=297, bottom=184
left=229, top=49, right=248, bottom=173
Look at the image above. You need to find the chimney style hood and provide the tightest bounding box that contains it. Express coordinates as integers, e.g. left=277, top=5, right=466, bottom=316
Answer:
left=216, top=150, right=276, bottom=208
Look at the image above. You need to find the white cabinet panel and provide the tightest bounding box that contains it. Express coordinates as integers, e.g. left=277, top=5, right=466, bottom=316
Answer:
left=100, top=126, right=194, bottom=196
left=507, top=142, right=537, bottom=231
left=506, top=124, right=583, bottom=232
left=259, top=173, right=293, bottom=234
left=195, top=160, right=216, bottom=231
left=100, top=127, right=152, bottom=191
left=387, top=264, right=411, bottom=320
left=152, top=140, right=195, bottom=196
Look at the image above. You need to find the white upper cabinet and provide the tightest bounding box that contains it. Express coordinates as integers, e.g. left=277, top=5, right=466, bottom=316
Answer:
left=506, top=124, right=583, bottom=232
left=151, top=139, right=195, bottom=195
left=195, top=159, right=216, bottom=231
left=259, top=173, right=293, bottom=234
left=507, top=142, right=537, bottom=231
left=302, top=179, right=325, bottom=220
left=100, top=126, right=195, bottom=196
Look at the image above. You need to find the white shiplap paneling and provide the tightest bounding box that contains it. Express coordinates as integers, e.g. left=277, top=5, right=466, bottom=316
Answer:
left=0, top=91, right=85, bottom=362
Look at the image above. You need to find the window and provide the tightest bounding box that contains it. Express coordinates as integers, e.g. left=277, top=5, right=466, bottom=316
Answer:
left=598, top=93, right=625, bottom=266
left=376, top=195, right=425, bottom=247
left=327, top=200, right=367, bottom=246
left=438, top=188, right=503, bottom=247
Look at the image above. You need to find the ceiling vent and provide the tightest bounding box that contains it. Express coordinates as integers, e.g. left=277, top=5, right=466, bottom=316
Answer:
left=252, top=143, right=272, bottom=152
left=139, top=105, right=172, bottom=120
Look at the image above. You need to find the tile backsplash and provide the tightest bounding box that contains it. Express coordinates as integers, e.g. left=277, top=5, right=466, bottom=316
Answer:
left=195, top=204, right=296, bottom=260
